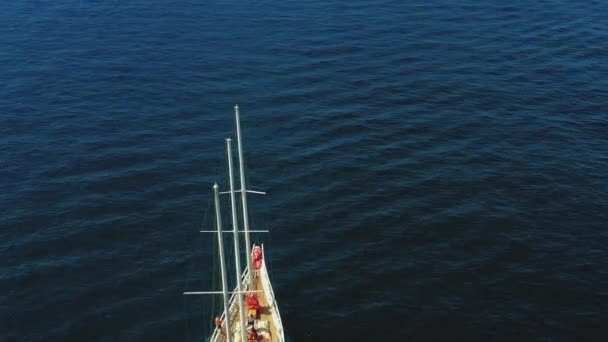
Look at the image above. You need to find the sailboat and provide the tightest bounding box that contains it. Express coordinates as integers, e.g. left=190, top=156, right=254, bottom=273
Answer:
left=184, top=105, right=285, bottom=342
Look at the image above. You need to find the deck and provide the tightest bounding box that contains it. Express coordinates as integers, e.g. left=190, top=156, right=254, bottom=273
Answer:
left=229, top=274, right=279, bottom=341
left=211, top=245, right=284, bottom=342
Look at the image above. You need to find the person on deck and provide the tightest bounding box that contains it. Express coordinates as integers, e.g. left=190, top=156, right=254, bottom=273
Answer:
left=247, top=327, right=263, bottom=342
left=246, top=293, right=261, bottom=319
left=214, top=317, right=224, bottom=335
left=251, top=246, right=263, bottom=280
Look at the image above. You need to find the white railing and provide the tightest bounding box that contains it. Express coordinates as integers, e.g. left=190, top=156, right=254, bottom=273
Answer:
left=260, top=244, right=284, bottom=342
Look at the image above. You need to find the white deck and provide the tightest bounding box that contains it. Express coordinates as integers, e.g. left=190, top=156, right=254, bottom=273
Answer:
left=210, top=245, right=284, bottom=342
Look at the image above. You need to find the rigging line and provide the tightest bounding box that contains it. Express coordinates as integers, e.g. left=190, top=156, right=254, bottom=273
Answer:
left=182, top=194, right=214, bottom=339
left=201, top=195, right=216, bottom=335
left=200, top=192, right=218, bottom=335
left=210, top=207, right=218, bottom=330
left=183, top=292, right=192, bottom=342
left=208, top=141, right=230, bottom=333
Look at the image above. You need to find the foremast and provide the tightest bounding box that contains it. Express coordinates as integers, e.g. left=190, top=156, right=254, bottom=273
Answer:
left=226, top=138, right=247, bottom=342
left=212, top=183, right=232, bottom=342
left=234, top=104, right=254, bottom=288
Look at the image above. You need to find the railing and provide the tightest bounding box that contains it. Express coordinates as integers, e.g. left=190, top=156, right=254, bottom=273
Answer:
left=260, top=245, right=284, bottom=341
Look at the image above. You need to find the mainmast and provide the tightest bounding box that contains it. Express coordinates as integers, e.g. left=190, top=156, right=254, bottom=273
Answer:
left=234, top=104, right=254, bottom=287
left=213, top=183, right=232, bottom=342
left=226, top=138, right=247, bottom=342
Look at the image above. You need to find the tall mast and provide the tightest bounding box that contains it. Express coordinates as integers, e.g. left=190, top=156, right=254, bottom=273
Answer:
left=213, top=183, right=232, bottom=342
left=234, top=104, right=253, bottom=287
left=226, top=138, right=247, bottom=342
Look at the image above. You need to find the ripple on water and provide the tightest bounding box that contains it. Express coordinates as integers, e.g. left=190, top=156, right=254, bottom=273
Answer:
left=2, top=0, right=608, bottom=340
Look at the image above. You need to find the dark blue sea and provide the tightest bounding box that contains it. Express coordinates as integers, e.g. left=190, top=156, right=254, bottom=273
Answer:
left=2, top=0, right=608, bottom=340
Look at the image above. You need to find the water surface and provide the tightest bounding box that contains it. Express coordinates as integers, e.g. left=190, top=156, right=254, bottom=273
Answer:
left=1, top=0, right=608, bottom=340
